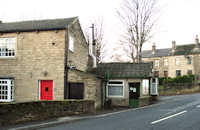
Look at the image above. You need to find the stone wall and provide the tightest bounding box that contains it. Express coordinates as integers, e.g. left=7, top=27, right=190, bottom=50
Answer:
left=68, top=70, right=102, bottom=109
left=107, top=79, right=143, bottom=106
left=159, top=83, right=200, bottom=96
left=0, top=100, right=94, bottom=126
left=193, top=54, right=200, bottom=79
left=68, top=20, right=89, bottom=72
left=0, top=30, right=66, bottom=102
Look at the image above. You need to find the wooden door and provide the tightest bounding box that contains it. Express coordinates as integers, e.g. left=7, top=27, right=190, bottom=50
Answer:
left=69, top=83, right=84, bottom=99
left=40, top=80, right=53, bottom=100
left=129, top=82, right=140, bottom=99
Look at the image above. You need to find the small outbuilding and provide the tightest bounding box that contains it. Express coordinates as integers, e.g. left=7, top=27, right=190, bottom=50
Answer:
left=91, top=62, right=155, bottom=107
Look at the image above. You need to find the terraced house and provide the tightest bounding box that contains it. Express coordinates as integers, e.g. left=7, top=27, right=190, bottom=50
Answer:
left=0, top=17, right=102, bottom=108
left=142, top=36, right=200, bottom=78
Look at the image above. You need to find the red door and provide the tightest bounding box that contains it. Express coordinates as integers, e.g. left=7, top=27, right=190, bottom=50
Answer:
left=40, top=80, right=53, bottom=100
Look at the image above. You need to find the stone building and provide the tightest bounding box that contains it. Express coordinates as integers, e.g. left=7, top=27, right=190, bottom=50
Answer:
left=91, top=62, right=154, bottom=107
left=0, top=17, right=102, bottom=108
left=142, top=36, right=200, bottom=78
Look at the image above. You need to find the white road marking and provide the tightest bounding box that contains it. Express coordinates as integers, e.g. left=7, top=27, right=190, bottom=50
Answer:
left=151, top=110, right=187, bottom=125
left=197, top=105, right=200, bottom=108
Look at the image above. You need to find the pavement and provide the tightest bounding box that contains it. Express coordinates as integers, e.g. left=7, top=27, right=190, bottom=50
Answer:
left=3, top=93, right=200, bottom=130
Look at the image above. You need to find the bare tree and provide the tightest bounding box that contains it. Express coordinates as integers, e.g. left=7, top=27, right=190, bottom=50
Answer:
left=84, top=18, right=106, bottom=63
left=117, top=0, right=158, bottom=63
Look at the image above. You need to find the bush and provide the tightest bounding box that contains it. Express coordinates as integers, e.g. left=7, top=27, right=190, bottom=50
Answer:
left=161, top=75, right=195, bottom=84
left=159, top=77, right=166, bottom=85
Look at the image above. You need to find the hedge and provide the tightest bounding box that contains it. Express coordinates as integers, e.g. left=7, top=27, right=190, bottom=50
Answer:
left=159, top=75, right=195, bottom=85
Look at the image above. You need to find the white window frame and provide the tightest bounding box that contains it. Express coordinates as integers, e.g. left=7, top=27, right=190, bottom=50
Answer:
left=175, top=57, right=180, bottom=66
left=164, top=59, right=168, bottom=66
left=154, top=60, right=159, bottom=67
left=142, top=79, right=149, bottom=95
left=107, top=80, right=124, bottom=98
left=0, top=79, right=14, bottom=102
left=0, top=38, right=16, bottom=58
left=69, top=35, right=74, bottom=52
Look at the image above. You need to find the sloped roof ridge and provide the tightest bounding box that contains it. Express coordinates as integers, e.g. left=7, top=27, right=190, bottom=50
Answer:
left=1, top=16, right=78, bottom=24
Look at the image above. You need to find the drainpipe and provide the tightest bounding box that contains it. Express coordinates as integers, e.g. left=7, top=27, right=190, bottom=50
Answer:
left=64, top=26, right=69, bottom=99
left=89, top=24, right=97, bottom=68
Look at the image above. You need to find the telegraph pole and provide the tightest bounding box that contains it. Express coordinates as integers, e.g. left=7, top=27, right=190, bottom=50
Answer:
left=91, top=24, right=95, bottom=45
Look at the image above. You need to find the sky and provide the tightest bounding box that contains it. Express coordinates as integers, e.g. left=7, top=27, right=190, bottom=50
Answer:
left=1, top=0, right=200, bottom=62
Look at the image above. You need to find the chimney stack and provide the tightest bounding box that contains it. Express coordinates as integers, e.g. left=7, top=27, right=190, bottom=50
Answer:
left=152, top=43, right=156, bottom=54
left=195, top=35, right=199, bottom=46
left=172, top=41, right=176, bottom=50
left=171, top=41, right=176, bottom=55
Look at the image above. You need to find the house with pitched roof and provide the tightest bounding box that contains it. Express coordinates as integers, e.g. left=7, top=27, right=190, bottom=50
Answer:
left=142, top=36, right=200, bottom=78
left=91, top=62, right=154, bottom=107
left=0, top=17, right=102, bottom=108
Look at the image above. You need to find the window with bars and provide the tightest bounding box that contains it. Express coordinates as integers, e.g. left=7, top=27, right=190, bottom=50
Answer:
left=0, top=79, right=14, bottom=102
left=107, top=81, right=124, bottom=97
left=0, top=38, right=16, bottom=57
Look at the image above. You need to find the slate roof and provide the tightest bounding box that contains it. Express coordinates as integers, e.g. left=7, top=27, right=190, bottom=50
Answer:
left=0, top=17, right=77, bottom=33
left=142, top=44, right=200, bottom=58
left=91, top=62, right=153, bottom=79
left=142, top=48, right=171, bottom=58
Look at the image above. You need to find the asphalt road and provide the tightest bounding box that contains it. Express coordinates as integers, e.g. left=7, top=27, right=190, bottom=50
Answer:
left=39, top=93, right=200, bottom=130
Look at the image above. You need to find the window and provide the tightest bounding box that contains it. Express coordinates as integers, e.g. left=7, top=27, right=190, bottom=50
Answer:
left=154, top=60, right=159, bottom=67
left=187, top=70, right=192, bottom=75
left=164, top=59, right=168, bottom=66
left=187, top=58, right=192, bottom=64
left=176, top=70, right=181, bottom=77
left=107, top=81, right=124, bottom=97
left=69, top=35, right=74, bottom=52
left=0, top=79, right=14, bottom=102
left=154, top=71, right=159, bottom=77
left=0, top=38, right=16, bottom=57
left=164, top=71, right=168, bottom=77
left=175, top=57, right=180, bottom=66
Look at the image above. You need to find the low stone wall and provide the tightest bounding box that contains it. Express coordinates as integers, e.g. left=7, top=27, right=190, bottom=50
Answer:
left=139, top=97, right=156, bottom=107
left=0, top=100, right=94, bottom=126
left=107, top=96, right=154, bottom=108
left=159, top=84, right=200, bottom=96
